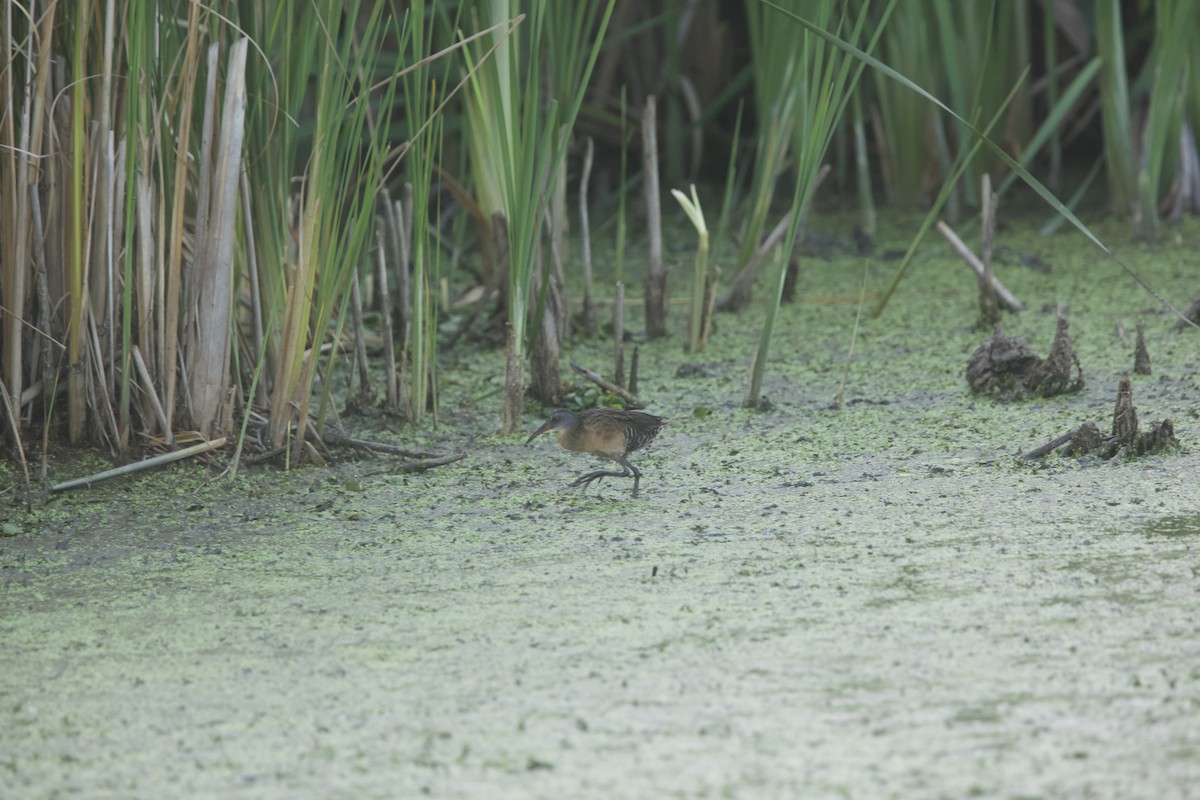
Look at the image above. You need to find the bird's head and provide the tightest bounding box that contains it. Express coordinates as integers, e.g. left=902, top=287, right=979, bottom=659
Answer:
left=525, top=409, right=575, bottom=445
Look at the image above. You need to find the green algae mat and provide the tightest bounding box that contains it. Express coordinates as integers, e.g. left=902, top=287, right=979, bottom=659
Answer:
left=3, top=216, right=1199, bottom=798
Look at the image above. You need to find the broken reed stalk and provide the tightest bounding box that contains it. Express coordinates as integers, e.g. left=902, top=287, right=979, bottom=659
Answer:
left=1133, top=321, right=1151, bottom=375
left=979, top=174, right=1000, bottom=326
left=833, top=267, right=870, bottom=410
left=383, top=187, right=410, bottom=340
left=398, top=185, right=416, bottom=402
left=614, top=281, right=626, bottom=387
left=579, top=136, right=597, bottom=336
left=530, top=242, right=564, bottom=407
left=629, top=345, right=640, bottom=397
left=570, top=362, right=643, bottom=409
left=374, top=230, right=398, bottom=408
left=50, top=437, right=228, bottom=493
left=550, top=124, right=571, bottom=342
left=936, top=220, right=1025, bottom=312
left=700, top=269, right=719, bottom=348
left=239, top=171, right=267, bottom=406
left=349, top=270, right=372, bottom=399
left=641, top=95, right=667, bottom=338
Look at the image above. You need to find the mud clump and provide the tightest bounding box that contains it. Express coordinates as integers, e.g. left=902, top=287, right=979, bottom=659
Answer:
left=966, top=314, right=1083, bottom=399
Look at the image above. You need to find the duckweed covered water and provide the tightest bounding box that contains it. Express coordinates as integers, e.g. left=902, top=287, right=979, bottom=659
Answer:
left=3, top=214, right=1200, bottom=798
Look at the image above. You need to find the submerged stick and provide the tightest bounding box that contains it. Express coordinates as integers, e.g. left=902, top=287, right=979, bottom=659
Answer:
left=570, top=362, right=643, bottom=409
left=50, top=438, right=227, bottom=493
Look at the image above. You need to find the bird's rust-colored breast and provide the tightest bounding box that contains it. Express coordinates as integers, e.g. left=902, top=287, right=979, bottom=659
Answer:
left=559, top=423, right=627, bottom=459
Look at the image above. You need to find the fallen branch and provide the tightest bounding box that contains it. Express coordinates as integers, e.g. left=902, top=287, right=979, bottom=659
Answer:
left=1020, top=429, right=1077, bottom=460
left=391, top=452, right=466, bottom=473
left=51, top=437, right=227, bottom=493
left=570, top=362, right=644, bottom=409
left=321, top=430, right=443, bottom=459
left=937, top=220, right=1025, bottom=312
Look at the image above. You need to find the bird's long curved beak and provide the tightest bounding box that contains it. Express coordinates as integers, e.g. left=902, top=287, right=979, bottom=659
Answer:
left=525, top=421, right=553, bottom=445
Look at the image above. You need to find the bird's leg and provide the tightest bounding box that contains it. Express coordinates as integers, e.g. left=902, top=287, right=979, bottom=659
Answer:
left=569, top=464, right=630, bottom=492
left=618, top=455, right=643, bottom=498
